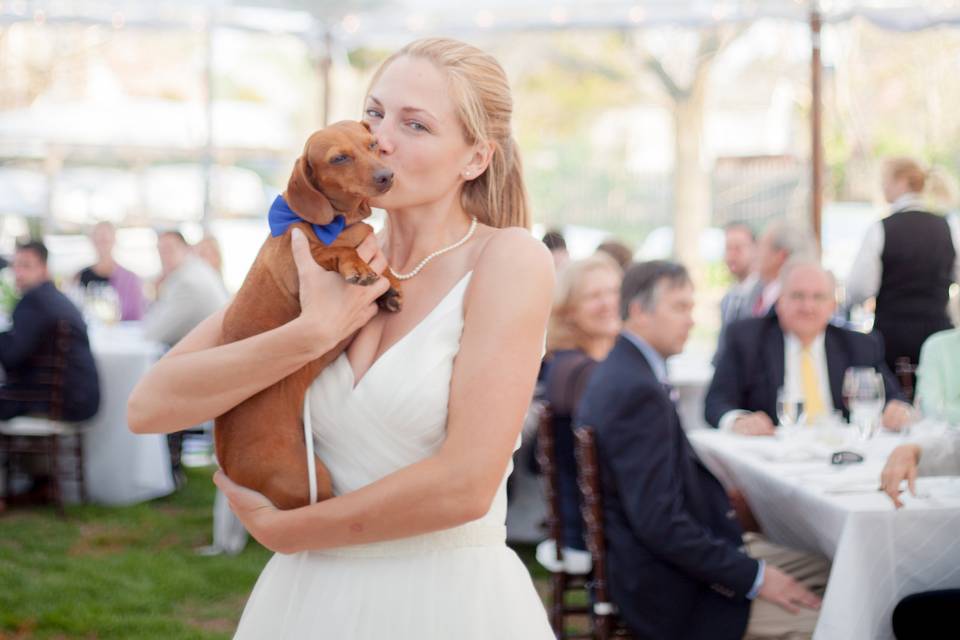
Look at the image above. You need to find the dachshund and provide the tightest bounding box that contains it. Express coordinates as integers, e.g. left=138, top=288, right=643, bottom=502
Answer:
left=214, top=120, right=401, bottom=510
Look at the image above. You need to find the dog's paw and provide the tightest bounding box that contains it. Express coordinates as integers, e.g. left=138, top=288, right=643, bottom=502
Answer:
left=377, top=287, right=403, bottom=312
left=346, top=271, right=379, bottom=285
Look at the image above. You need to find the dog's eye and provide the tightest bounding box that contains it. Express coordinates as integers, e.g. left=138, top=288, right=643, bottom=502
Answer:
left=368, top=141, right=378, bottom=150
left=330, top=154, right=350, bottom=165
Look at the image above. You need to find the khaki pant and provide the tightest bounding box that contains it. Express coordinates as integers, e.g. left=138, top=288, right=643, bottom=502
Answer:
left=743, top=535, right=831, bottom=640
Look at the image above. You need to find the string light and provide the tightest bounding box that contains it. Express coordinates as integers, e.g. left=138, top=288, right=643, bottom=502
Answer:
left=550, top=6, right=568, bottom=25
left=111, top=11, right=124, bottom=29
left=628, top=5, right=645, bottom=23
left=342, top=13, right=360, bottom=34
left=475, top=10, right=495, bottom=29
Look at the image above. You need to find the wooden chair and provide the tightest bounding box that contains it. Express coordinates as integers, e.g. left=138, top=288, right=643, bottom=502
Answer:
left=894, top=356, right=917, bottom=404
left=0, top=320, right=88, bottom=514
left=574, top=426, right=633, bottom=640
left=536, top=403, right=592, bottom=639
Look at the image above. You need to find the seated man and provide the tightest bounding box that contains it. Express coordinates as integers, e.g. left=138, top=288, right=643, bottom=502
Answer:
left=577, top=260, right=826, bottom=640
left=0, top=241, right=100, bottom=422
left=143, top=231, right=229, bottom=347
left=705, top=258, right=911, bottom=436
left=881, top=433, right=960, bottom=639
left=915, top=328, right=960, bottom=425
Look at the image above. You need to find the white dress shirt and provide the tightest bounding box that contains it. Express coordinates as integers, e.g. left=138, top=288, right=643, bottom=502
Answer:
left=846, top=195, right=960, bottom=307
left=719, top=331, right=835, bottom=431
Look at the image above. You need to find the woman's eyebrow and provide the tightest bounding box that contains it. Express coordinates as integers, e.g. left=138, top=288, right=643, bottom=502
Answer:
left=365, top=96, right=438, bottom=123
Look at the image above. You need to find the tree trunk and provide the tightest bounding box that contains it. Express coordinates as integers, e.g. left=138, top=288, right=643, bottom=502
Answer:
left=672, top=66, right=711, bottom=283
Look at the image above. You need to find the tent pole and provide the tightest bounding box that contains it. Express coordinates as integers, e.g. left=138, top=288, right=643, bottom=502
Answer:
left=810, top=4, right=824, bottom=254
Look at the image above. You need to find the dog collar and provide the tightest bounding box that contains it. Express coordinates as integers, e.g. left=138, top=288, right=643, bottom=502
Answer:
left=268, top=195, right=346, bottom=246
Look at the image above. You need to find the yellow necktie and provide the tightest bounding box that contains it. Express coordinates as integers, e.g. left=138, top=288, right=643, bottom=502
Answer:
left=800, top=346, right=825, bottom=423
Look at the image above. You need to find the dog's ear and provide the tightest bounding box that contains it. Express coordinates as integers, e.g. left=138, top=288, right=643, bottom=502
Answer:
left=285, top=155, right=337, bottom=224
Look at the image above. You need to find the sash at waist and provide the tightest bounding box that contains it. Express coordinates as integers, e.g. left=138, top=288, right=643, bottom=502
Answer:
left=312, top=521, right=507, bottom=558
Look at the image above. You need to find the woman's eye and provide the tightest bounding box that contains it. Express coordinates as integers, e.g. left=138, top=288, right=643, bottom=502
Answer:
left=408, top=121, right=428, bottom=132
left=330, top=154, right=350, bottom=165
left=365, top=108, right=382, bottom=119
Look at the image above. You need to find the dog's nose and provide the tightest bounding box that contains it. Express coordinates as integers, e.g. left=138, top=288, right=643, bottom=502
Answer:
left=374, top=168, right=394, bottom=191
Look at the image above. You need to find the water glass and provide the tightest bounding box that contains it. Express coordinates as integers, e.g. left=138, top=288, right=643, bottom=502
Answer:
left=844, top=367, right=885, bottom=440
left=776, top=387, right=805, bottom=429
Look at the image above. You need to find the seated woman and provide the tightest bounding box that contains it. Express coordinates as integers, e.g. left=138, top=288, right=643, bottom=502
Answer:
left=76, top=221, right=145, bottom=321
left=535, top=253, right=621, bottom=574
left=915, top=328, right=960, bottom=425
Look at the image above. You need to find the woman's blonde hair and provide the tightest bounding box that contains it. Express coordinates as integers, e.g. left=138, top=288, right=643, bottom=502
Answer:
left=882, top=156, right=927, bottom=193
left=547, top=253, right=622, bottom=353
left=366, top=38, right=529, bottom=229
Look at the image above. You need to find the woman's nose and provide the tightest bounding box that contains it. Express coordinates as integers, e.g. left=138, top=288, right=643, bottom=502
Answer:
left=373, top=124, right=395, bottom=155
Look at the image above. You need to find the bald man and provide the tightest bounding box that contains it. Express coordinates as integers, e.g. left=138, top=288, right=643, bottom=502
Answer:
left=706, top=259, right=912, bottom=435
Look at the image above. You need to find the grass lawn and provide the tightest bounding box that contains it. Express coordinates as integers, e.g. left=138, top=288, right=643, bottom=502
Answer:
left=0, top=466, right=557, bottom=639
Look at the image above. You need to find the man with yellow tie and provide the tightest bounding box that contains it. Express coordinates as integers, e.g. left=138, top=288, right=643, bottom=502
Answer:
left=705, top=258, right=913, bottom=436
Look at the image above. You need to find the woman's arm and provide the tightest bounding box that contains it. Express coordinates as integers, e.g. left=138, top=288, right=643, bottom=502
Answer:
left=216, top=228, right=555, bottom=553
left=128, top=230, right=390, bottom=434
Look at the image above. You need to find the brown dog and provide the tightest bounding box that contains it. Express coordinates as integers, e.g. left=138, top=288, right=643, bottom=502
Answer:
left=214, top=120, right=401, bottom=510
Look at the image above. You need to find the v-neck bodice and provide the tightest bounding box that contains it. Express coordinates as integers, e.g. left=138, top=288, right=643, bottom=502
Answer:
left=306, top=271, right=476, bottom=496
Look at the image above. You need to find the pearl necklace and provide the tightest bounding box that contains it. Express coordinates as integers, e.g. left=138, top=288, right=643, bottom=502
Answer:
left=388, top=217, right=478, bottom=281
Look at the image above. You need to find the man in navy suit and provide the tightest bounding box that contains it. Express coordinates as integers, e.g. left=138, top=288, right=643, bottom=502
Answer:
left=577, top=260, right=824, bottom=640
left=0, top=241, right=99, bottom=421
left=705, top=258, right=911, bottom=436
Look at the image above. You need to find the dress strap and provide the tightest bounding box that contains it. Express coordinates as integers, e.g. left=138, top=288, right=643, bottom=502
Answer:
left=303, top=395, right=318, bottom=505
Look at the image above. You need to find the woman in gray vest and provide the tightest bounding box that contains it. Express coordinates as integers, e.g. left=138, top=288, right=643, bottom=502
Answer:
left=847, top=157, right=960, bottom=375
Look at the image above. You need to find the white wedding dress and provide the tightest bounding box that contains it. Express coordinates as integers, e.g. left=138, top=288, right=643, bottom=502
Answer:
left=234, top=272, right=553, bottom=639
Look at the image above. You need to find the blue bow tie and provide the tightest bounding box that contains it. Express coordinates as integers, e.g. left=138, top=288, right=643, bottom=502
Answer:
left=267, top=195, right=346, bottom=246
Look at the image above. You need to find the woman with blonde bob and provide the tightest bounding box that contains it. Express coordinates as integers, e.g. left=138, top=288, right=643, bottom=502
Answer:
left=847, top=156, right=960, bottom=377
left=536, top=253, right=621, bottom=574
left=128, top=38, right=555, bottom=638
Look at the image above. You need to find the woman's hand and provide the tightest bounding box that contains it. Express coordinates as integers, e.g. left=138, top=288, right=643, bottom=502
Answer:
left=290, top=228, right=391, bottom=356
left=880, top=443, right=922, bottom=509
left=213, top=470, right=298, bottom=554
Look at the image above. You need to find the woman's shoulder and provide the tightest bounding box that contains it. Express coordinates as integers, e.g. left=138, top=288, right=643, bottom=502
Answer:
left=472, top=226, right=553, bottom=284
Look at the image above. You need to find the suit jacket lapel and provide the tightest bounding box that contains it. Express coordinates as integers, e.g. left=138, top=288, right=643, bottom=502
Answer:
left=764, top=319, right=786, bottom=417
left=824, top=327, right=846, bottom=412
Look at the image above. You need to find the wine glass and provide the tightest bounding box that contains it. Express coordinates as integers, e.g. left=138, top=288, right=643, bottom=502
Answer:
left=843, top=367, right=885, bottom=440
left=776, top=387, right=805, bottom=436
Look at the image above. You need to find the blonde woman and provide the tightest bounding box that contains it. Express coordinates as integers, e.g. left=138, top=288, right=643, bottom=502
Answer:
left=128, top=39, right=555, bottom=637
left=846, top=157, right=960, bottom=375
left=536, top=254, right=621, bottom=573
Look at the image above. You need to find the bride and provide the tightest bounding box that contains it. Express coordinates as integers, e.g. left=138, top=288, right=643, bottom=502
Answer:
left=128, top=37, right=555, bottom=638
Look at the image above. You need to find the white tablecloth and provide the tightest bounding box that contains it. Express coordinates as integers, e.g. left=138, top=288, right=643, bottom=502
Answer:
left=689, top=428, right=960, bottom=640
left=86, top=323, right=175, bottom=505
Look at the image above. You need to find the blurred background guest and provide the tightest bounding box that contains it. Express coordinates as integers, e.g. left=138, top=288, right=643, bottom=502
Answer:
left=752, top=219, right=814, bottom=319
left=194, top=234, right=228, bottom=293
left=0, top=241, right=99, bottom=422
left=75, top=221, right=145, bottom=321
left=846, top=157, right=960, bottom=376
left=143, top=231, right=229, bottom=348
left=541, top=228, right=569, bottom=273
left=595, top=238, right=634, bottom=270
left=715, top=221, right=759, bottom=363
left=706, top=259, right=909, bottom=435
left=535, top=253, right=621, bottom=573
left=915, top=328, right=960, bottom=425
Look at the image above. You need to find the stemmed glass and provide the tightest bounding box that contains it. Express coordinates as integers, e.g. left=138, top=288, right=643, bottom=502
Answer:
left=843, top=367, right=885, bottom=440
left=776, top=387, right=805, bottom=440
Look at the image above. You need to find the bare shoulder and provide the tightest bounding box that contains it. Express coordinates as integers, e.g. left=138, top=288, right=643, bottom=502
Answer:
left=471, top=226, right=554, bottom=290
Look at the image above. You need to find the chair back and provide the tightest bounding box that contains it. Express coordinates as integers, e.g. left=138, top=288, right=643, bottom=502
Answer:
left=537, top=403, right=592, bottom=639
left=574, top=426, right=632, bottom=639
left=894, top=356, right=917, bottom=404
left=536, top=403, right=565, bottom=564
